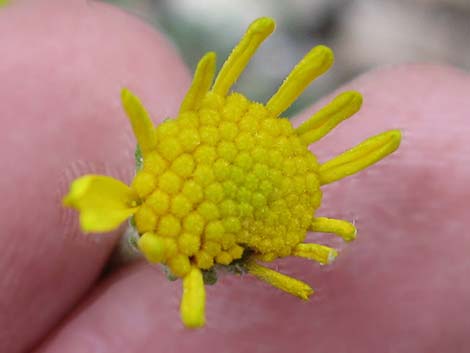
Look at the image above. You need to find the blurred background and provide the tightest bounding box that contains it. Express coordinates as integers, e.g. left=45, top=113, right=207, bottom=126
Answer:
left=104, top=0, right=470, bottom=114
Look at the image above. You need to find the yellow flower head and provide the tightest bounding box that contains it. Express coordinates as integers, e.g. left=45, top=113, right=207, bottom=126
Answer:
left=64, top=17, right=401, bottom=328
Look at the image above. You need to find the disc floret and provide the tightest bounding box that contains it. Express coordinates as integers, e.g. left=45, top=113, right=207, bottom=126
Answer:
left=132, top=90, right=322, bottom=278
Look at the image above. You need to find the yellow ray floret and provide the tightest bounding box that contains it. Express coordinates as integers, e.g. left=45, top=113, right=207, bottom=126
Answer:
left=63, top=175, right=138, bottom=232
left=266, top=45, right=334, bottom=116
left=121, top=89, right=157, bottom=155
left=180, top=267, right=206, bottom=328
left=319, top=130, right=402, bottom=185
left=212, top=17, right=275, bottom=96
left=246, top=261, right=314, bottom=300
left=295, top=91, right=363, bottom=145
left=293, top=243, right=338, bottom=265
left=311, top=217, right=357, bottom=242
left=180, top=52, right=217, bottom=114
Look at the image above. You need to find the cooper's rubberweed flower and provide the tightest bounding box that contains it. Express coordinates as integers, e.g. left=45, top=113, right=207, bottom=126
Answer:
left=64, top=17, right=401, bottom=328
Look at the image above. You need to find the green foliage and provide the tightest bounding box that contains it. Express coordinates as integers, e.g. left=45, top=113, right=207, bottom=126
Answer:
left=202, top=268, right=218, bottom=285
left=135, top=144, right=143, bottom=171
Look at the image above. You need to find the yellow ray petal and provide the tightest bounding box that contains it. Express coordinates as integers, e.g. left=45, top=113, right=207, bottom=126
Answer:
left=296, top=91, right=363, bottom=145
left=319, top=129, right=402, bottom=185
left=121, top=88, right=157, bottom=155
left=311, top=217, right=357, bottom=242
left=63, top=175, right=138, bottom=233
left=78, top=208, right=137, bottom=233
left=212, top=17, right=275, bottom=97
left=293, top=243, right=338, bottom=264
left=180, top=266, right=206, bottom=328
left=180, top=52, right=217, bottom=114
left=246, top=260, right=313, bottom=300
left=266, top=45, right=334, bottom=117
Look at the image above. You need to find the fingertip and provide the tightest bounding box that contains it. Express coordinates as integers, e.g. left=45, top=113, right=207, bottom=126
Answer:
left=0, top=2, right=190, bottom=352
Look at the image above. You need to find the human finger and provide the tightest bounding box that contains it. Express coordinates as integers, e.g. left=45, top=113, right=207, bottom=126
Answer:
left=0, top=1, right=189, bottom=352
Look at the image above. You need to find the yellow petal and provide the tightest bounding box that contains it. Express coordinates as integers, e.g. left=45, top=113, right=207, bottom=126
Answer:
left=246, top=260, right=314, bottom=300
left=319, top=129, right=402, bottom=185
left=212, top=17, right=275, bottom=97
left=296, top=91, right=363, bottom=145
left=63, top=175, right=138, bottom=233
left=266, top=45, right=334, bottom=117
left=121, top=88, right=157, bottom=155
left=311, top=217, right=357, bottom=242
left=78, top=208, right=138, bottom=233
left=293, top=243, right=338, bottom=265
left=180, top=267, right=206, bottom=328
left=180, top=52, right=217, bottom=113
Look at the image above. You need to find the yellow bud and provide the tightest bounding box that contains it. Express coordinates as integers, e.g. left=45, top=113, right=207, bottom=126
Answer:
left=146, top=189, right=170, bottom=215
left=194, top=145, right=217, bottom=165
left=178, top=232, right=201, bottom=256
left=199, top=109, right=220, bottom=125
left=221, top=232, right=236, bottom=249
left=222, top=217, right=241, bottom=233
left=219, top=121, right=239, bottom=141
left=171, top=194, right=192, bottom=218
left=159, top=171, right=182, bottom=194
left=183, top=212, right=205, bottom=236
left=156, top=119, right=179, bottom=138
left=213, top=159, right=231, bottom=181
left=158, top=215, right=181, bottom=237
left=197, top=201, right=220, bottom=221
left=195, top=251, right=214, bottom=269
left=131, top=171, right=156, bottom=198
left=162, top=237, right=178, bottom=258
left=171, top=154, right=195, bottom=177
left=219, top=199, right=239, bottom=217
left=143, top=151, right=168, bottom=175
left=203, top=241, right=221, bottom=256
left=215, top=251, right=233, bottom=265
left=234, top=152, right=253, bottom=171
left=235, top=131, right=254, bottom=151
left=138, top=232, right=166, bottom=263
left=157, top=137, right=183, bottom=161
left=205, top=183, right=224, bottom=203
left=193, top=165, right=215, bottom=186
left=199, top=126, right=220, bottom=145
left=169, top=254, right=191, bottom=277
left=134, top=204, right=157, bottom=233
left=204, top=220, right=225, bottom=241
left=217, top=141, right=237, bottom=162
left=182, top=180, right=204, bottom=204
left=177, top=111, right=198, bottom=127
left=229, top=245, right=244, bottom=260
left=178, top=127, right=200, bottom=152
left=222, top=93, right=249, bottom=122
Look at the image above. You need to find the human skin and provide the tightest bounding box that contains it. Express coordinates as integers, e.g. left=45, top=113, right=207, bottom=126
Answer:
left=0, top=1, right=469, bottom=352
